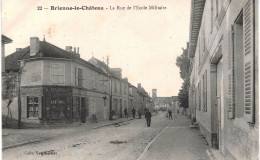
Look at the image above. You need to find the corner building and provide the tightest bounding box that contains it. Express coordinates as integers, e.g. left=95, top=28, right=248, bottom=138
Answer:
left=189, top=0, right=258, bottom=159
left=4, top=37, right=111, bottom=126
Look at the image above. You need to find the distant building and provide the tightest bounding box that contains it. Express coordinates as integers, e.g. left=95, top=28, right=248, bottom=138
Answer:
left=188, top=0, right=258, bottom=159
left=153, top=96, right=177, bottom=112
left=152, top=89, right=157, bottom=99
left=88, top=57, right=129, bottom=118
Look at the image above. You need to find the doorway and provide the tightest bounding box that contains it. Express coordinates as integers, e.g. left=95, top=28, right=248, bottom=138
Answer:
left=216, top=58, right=224, bottom=151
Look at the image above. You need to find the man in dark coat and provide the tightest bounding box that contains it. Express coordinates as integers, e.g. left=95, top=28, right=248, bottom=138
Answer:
left=132, top=108, right=136, bottom=118
left=145, top=110, right=152, bottom=127
left=124, top=108, right=128, bottom=118
left=168, top=109, right=173, bottom=120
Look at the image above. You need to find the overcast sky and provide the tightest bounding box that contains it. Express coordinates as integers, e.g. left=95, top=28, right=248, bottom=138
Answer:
left=2, top=0, right=190, bottom=97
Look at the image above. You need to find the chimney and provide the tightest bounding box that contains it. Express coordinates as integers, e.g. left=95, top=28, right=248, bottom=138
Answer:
left=75, top=47, right=80, bottom=57
left=65, top=46, right=72, bottom=52
left=30, top=37, right=40, bottom=56
left=138, top=83, right=141, bottom=89
left=16, top=48, right=22, bottom=52
left=74, top=47, right=76, bottom=53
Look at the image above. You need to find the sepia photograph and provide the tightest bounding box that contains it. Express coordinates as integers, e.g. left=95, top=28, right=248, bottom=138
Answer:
left=1, top=0, right=259, bottom=159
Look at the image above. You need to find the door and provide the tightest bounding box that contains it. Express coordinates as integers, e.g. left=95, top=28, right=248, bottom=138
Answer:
left=81, top=97, right=86, bottom=123
left=120, top=99, right=122, bottom=118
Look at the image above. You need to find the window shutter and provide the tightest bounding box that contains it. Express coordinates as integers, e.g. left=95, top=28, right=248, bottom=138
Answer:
left=21, top=96, right=27, bottom=119
left=243, top=0, right=255, bottom=123
left=227, top=26, right=235, bottom=119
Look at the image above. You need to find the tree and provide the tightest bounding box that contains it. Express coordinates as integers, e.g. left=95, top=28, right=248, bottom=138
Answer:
left=176, top=42, right=190, bottom=111
left=2, top=72, right=17, bottom=126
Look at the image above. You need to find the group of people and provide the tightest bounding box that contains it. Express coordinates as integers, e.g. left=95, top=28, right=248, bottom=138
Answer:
left=123, top=107, right=152, bottom=127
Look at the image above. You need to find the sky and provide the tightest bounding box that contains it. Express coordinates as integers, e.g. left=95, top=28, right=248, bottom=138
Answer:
left=2, top=0, right=191, bottom=97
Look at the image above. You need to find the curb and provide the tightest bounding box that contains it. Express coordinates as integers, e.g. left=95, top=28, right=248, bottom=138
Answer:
left=3, top=139, right=44, bottom=150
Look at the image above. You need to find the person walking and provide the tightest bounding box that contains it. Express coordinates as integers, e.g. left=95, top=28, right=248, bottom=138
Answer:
left=124, top=108, right=128, bottom=118
left=132, top=107, right=136, bottom=118
left=168, top=109, right=173, bottom=120
left=145, top=109, right=152, bottom=127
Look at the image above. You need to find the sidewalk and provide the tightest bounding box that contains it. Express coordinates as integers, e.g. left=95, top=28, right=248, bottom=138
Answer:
left=138, top=114, right=225, bottom=160
left=2, top=117, right=134, bottom=150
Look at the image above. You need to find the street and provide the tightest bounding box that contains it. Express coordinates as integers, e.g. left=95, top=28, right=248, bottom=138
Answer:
left=3, top=112, right=210, bottom=160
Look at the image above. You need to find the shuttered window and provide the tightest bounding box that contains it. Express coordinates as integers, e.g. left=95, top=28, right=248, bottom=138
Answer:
left=75, top=67, right=83, bottom=87
left=243, top=0, right=255, bottom=123
left=227, top=26, right=235, bottom=119
left=51, top=63, right=65, bottom=84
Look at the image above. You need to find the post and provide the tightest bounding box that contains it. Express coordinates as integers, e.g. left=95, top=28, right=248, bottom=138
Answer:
left=17, top=72, right=21, bottom=128
left=109, top=75, right=113, bottom=120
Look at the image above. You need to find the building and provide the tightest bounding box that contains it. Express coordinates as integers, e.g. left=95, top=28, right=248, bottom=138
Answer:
left=188, top=0, right=258, bottom=159
left=88, top=57, right=129, bottom=118
left=3, top=37, right=113, bottom=126
left=2, top=35, right=12, bottom=73
left=153, top=96, right=178, bottom=112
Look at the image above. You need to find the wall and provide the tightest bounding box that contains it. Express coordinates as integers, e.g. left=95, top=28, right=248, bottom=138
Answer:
left=190, top=0, right=258, bottom=159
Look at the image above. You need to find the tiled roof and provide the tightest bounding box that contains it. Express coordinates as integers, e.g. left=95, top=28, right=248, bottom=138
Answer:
left=5, top=41, right=98, bottom=72
left=89, top=57, right=121, bottom=79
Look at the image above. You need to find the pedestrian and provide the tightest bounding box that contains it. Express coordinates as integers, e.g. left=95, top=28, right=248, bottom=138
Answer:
left=138, top=110, right=141, bottom=119
left=132, top=107, right=136, bottom=118
left=145, top=109, right=152, bottom=127
left=124, top=108, right=128, bottom=118
left=168, top=110, right=173, bottom=120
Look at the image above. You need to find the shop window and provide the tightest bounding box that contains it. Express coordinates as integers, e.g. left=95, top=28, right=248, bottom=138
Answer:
left=27, top=96, right=39, bottom=118
left=51, top=63, right=65, bottom=84
left=73, top=97, right=80, bottom=118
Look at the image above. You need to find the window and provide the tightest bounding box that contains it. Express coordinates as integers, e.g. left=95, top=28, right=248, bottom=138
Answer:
left=120, top=83, right=122, bottom=95
left=114, top=82, right=117, bottom=93
left=27, top=96, right=39, bottom=118
left=51, top=63, right=65, bottom=84
left=129, top=87, right=133, bottom=96
left=78, top=68, right=83, bottom=87
left=124, top=85, right=127, bottom=94
left=75, top=67, right=83, bottom=87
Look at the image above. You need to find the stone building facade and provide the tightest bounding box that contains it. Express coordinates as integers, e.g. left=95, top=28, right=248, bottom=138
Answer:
left=88, top=58, right=129, bottom=118
left=4, top=37, right=112, bottom=126
left=188, top=0, right=258, bottom=159
left=3, top=36, right=155, bottom=127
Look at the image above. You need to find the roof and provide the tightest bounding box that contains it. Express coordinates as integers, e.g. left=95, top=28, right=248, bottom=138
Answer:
left=88, top=57, right=123, bottom=80
left=2, top=35, right=12, bottom=44
left=188, top=0, right=205, bottom=58
left=5, top=41, right=99, bottom=72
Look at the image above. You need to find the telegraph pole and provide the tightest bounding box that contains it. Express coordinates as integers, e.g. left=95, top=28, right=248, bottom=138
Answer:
left=109, top=74, right=113, bottom=120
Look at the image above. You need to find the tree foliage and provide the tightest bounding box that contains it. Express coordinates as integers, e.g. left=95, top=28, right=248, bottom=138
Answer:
left=176, top=42, right=190, bottom=109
